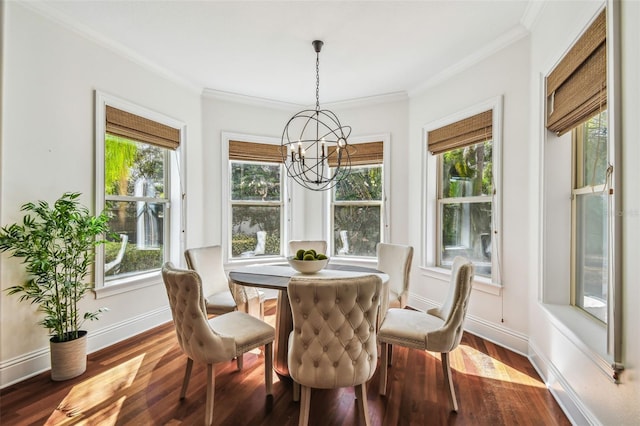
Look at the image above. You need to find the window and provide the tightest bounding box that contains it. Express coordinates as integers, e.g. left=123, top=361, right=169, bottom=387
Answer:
left=423, top=98, right=502, bottom=288
left=330, top=139, right=387, bottom=258
left=572, top=111, right=609, bottom=323
left=542, top=6, right=623, bottom=375
left=95, top=92, right=184, bottom=295
left=225, top=137, right=286, bottom=260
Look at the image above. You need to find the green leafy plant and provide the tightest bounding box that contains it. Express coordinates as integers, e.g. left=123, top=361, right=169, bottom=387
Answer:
left=0, top=192, right=111, bottom=342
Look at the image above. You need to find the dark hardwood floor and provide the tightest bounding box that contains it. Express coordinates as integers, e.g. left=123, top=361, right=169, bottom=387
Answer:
left=0, top=300, right=569, bottom=425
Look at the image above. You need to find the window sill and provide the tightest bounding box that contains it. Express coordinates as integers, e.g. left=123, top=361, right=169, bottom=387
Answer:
left=541, top=303, right=618, bottom=382
left=419, top=266, right=502, bottom=296
left=94, top=270, right=162, bottom=299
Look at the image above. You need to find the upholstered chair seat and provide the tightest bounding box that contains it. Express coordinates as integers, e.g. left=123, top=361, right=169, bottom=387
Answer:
left=161, top=263, right=274, bottom=426
left=378, top=256, right=474, bottom=413
left=287, top=274, right=382, bottom=426
left=185, top=245, right=264, bottom=319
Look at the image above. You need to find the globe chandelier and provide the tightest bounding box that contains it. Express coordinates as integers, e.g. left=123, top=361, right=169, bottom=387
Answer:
left=281, top=40, right=352, bottom=191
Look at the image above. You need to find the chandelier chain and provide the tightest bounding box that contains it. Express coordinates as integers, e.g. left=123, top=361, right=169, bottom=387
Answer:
left=316, top=52, right=320, bottom=111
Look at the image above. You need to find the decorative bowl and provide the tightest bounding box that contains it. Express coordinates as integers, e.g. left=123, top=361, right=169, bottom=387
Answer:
left=287, top=256, right=329, bottom=274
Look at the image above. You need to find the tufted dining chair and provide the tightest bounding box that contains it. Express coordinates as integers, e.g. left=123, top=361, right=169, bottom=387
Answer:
left=185, top=245, right=265, bottom=319
left=377, top=256, right=474, bottom=412
left=161, top=263, right=275, bottom=426
left=287, top=274, right=382, bottom=426
left=376, top=243, right=414, bottom=363
left=288, top=240, right=328, bottom=257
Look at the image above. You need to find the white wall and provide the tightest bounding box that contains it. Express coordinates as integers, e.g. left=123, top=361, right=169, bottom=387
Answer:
left=0, top=2, right=202, bottom=386
left=407, top=36, right=532, bottom=354
left=528, top=1, right=640, bottom=424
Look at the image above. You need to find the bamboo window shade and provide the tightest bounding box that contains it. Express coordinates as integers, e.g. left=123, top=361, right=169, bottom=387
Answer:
left=228, top=140, right=285, bottom=163
left=428, top=110, right=492, bottom=155
left=327, top=141, right=384, bottom=167
left=106, top=106, right=180, bottom=150
left=545, top=9, right=606, bottom=136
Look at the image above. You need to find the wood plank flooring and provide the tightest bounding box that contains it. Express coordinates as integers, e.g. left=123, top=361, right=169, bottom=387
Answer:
left=0, top=300, right=570, bottom=425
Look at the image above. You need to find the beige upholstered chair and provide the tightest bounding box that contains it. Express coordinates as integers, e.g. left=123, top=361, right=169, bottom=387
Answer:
left=376, top=243, right=414, bottom=363
left=288, top=240, right=328, bottom=257
left=378, top=256, right=474, bottom=413
left=287, top=274, right=382, bottom=426
left=185, top=245, right=264, bottom=319
left=161, top=263, right=275, bottom=426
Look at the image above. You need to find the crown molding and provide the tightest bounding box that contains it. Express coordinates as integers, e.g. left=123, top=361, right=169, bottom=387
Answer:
left=520, top=0, right=547, bottom=31
left=408, top=25, right=529, bottom=97
left=201, top=88, right=303, bottom=111
left=202, top=88, right=408, bottom=111
left=17, top=0, right=202, bottom=95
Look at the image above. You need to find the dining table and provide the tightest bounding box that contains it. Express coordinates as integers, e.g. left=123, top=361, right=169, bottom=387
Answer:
left=229, top=263, right=389, bottom=378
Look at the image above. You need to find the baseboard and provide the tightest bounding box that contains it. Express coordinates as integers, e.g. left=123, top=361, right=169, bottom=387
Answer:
left=0, top=306, right=171, bottom=389
left=408, top=293, right=529, bottom=356
left=528, top=340, right=597, bottom=425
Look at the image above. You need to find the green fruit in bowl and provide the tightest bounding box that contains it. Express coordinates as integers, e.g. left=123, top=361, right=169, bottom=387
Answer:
left=296, top=249, right=305, bottom=260
left=316, top=253, right=327, bottom=260
left=304, top=249, right=317, bottom=258
left=303, top=253, right=316, bottom=261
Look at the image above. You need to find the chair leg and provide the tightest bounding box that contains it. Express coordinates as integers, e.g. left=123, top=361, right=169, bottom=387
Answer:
left=205, top=363, right=216, bottom=426
left=379, top=342, right=388, bottom=396
left=236, top=354, right=243, bottom=370
left=355, top=383, right=371, bottom=426
left=298, top=385, right=311, bottom=426
left=265, top=342, right=273, bottom=395
left=180, top=358, right=193, bottom=400
left=388, top=344, right=393, bottom=366
left=293, top=380, right=300, bottom=402
left=441, top=352, right=458, bottom=413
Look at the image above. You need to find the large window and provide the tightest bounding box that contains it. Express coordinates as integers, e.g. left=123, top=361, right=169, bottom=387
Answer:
left=424, top=105, right=501, bottom=284
left=330, top=140, right=386, bottom=258
left=226, top=138, right=285, bottom=260
left=95, top=93, right=184, bottom=295
left=572, top=111, right=609, bottom=323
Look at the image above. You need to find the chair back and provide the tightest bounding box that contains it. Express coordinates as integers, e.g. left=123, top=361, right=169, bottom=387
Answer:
left=161, top=262, right=235, bottom=364
left=426, top=256, right=474, bottom=352
left=287, top=275, right=382, bottom=389
left=377, top=243, right=414, bottom=309
left=288, top=240, right=328, bottom=257
left=184, top=245, right=230, bottom=297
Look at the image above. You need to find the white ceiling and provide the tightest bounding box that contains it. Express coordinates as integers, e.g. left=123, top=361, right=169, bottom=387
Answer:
left=28, top=0, right=538, bottom=105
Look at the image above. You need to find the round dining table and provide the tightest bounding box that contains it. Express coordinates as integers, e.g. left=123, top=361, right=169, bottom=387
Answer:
left=229, top=263, right=389, bottom=378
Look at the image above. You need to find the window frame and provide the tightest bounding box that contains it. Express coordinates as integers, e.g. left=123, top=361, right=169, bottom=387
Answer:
left=222, top=132, right=290, bottom=265
left=325, top=134, right=390, bottom=262
left=94, top=91, right=186, bottom=298
left=422, top=96, right=503, bottom=294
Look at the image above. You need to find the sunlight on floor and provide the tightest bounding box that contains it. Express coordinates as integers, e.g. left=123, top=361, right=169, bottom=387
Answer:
left=44, top=354, right=144, bottom=425
left=450, top=345, right=545, bottom=388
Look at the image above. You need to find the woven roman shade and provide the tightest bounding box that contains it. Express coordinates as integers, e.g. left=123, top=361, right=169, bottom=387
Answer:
left=546, top=9, right=606, bottom=136
left=428, top=110, right=492, bottom=155
left=328, top=141, right=383, bottom=167
left=105, top=106, right=180, bottom=150
left=229, top=140, right=285, bottom=163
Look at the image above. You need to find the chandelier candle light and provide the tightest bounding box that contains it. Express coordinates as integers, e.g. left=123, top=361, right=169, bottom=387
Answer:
left=281, top=40, right=352, bottom=191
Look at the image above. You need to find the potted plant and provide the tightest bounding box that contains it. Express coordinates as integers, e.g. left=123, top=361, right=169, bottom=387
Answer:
left=0, top=192, right=111, bottom=381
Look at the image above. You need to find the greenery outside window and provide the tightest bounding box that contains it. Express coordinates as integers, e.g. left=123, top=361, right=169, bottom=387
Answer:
left=224, top=136, right=286, bottom=261
left=95, top=92, right=185, bottom=296
left=438, top=140, right=493, bottom=277
left=229, top=161, right=283, bottom=258
left=572, top=110, right=609, bottom=323
left=332, top=164, right=383, bottom=257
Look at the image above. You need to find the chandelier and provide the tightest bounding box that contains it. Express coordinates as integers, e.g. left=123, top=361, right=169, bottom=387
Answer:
left=281, top=40, right=352, bottom=191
